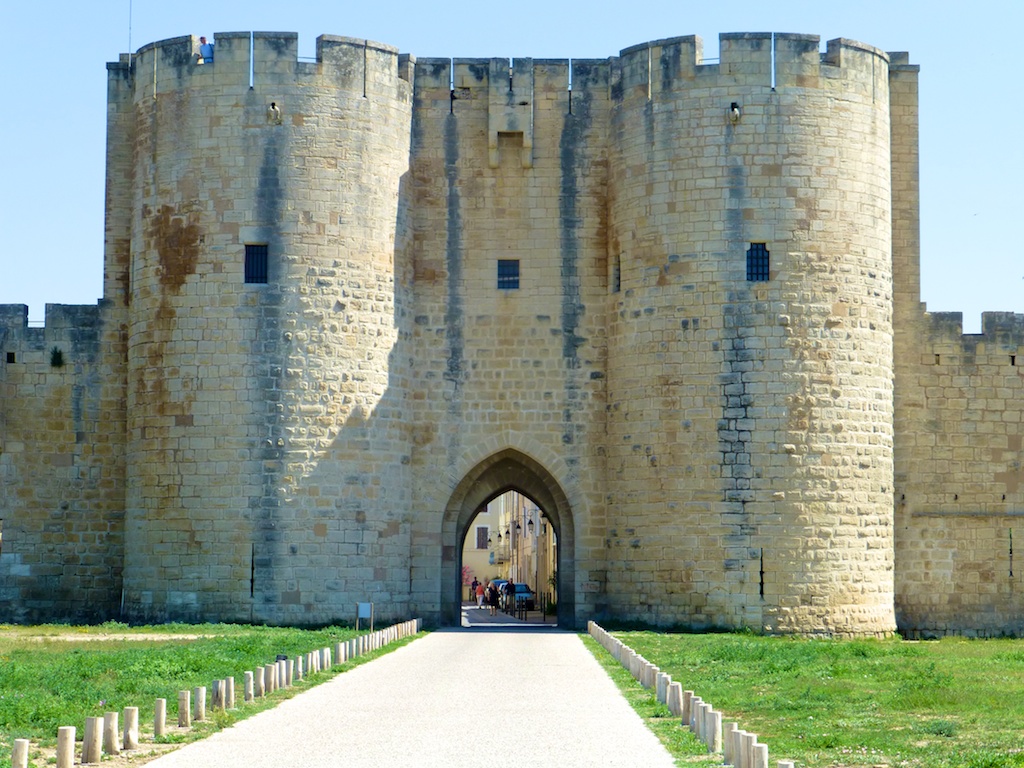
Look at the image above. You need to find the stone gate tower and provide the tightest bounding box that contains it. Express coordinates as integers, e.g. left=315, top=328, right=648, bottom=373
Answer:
left=109, top=34, right=415, bottom=623
left=3, top=30, right=939, bottom=637
left=604, top=35, right=899, bottom=635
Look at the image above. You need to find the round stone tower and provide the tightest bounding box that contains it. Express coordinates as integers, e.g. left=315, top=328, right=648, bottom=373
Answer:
left=605, top=34, right=895, bottom=636
left=119, top=33, right=414, bottom=623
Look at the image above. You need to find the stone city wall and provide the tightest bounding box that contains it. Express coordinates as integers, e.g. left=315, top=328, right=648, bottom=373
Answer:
left=0, top=303, right=126, bottom=622
left=1, top=30, right=1022, bottom=636
left=895, top=311, right=1024, bottom=637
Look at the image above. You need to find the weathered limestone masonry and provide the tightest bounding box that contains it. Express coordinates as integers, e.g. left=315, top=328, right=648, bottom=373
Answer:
left=605, top=35, right=895, bottom=636
left=0, top=303, right=126, bottom=622
left=2, top=29, right=1023, bottom=636
left=114, top=33, right=415, bottom=624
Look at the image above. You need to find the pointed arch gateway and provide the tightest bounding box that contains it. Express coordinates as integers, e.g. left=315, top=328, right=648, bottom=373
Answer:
left=440, top=449, right=576, bottom=628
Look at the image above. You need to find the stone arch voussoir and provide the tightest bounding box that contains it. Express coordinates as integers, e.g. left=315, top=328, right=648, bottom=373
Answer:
left=440, top=439, right=577, bottom=628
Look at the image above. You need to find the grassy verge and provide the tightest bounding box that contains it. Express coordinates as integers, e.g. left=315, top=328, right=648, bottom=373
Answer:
left=0, top=621, right=420, bottom=767
left=586, top=630, right=1024, bottom=768
left=581, top=635, right=715, bottom=766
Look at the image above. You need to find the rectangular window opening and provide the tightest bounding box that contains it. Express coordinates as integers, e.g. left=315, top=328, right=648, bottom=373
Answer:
left=497, top=259, right=520, bottom=290
left=5, top=352, right=14, bottom=364
left=245, top=244, right=269, bottom=284
left=746, top=243, right=770, bottom=282
left=612, top=254, right=621, bottom=293
left=476, top=526, right=489, bottom=550
left=497, top=131, right=524, bottom=148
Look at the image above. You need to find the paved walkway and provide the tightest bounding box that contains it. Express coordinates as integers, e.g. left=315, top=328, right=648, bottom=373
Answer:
left=144, top=607, right=676, bottom=767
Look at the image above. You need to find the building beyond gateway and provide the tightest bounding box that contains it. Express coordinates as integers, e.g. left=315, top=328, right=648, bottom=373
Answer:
left=2, top=31, right=1024, bottom=637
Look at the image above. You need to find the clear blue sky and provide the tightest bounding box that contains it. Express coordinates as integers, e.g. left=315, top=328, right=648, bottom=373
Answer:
left=2, top=0, right=1020, bottom=332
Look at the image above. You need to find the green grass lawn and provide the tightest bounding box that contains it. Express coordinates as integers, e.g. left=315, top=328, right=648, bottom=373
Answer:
left=0, top=621, right=414, bottom=767
left=586, top=630, right=1024, bottom=768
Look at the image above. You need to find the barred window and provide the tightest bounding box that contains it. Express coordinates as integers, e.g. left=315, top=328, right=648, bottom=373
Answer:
left=497, top=259, right=520, bottom=290
left=746, top=243, right=769, bottom=282
left=245, top=244, right=269, bottom=284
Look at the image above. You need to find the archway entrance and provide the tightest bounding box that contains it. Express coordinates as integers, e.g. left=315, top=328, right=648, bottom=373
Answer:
left=460, top=490, right=558, bottom=622
left=440, top=449, right=575, bottom=628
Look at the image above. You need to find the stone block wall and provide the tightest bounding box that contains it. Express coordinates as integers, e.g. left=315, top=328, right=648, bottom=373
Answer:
left=407, top=55, right=611, bottom=626
left=894, top=312, right=1024, bottom=636
left=117, top=33, right=414, bottom=624
left=604, top=34, right=896, bottom=636
left=4, top=29, right=1023, bottom=637
left=0, top=303, right=126, bottom=622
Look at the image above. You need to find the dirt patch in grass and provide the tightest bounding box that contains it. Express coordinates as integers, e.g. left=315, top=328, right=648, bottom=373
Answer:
left=21, top=633, right=208, bottom=643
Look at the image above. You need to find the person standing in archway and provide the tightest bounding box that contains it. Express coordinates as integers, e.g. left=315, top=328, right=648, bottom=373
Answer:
left=486, top=581, right=499, bottom=616
left=503, top=579, right=515, bottom=614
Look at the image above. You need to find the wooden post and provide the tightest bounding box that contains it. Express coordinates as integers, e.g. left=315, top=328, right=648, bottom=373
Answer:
left=741, top=732, right=757, bottom=768
left=244, top=670, right=255, bottom=702
left=82, top=716, right=102, bottom=763
left=12, top=739, right=30, bottom=768
left=667, top=682, right=682, bottom=717
left=731, top=730, right=747, bottom=768
left=195, top=686, right=207, bottom=721
left=178, top=690, right=191, bottom=727
left=123, top=707, right=139, bottom=750
left=709, top=710, right=722, bottom=753
left=689, top=696, right=703, bottom=732
left=656, top=672, right=669, bottom=704
left=56, top=726, right=75, bottom=768
left=154, top=698, right=166, bottom=738
left=103, top=711, right=120, bottom=755
left=722, top=721, right=738, bottom=765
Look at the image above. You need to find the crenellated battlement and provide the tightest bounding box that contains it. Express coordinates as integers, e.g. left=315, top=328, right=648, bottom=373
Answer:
left=927, top=311, right=1024, bottom=346
left=613, top=33, right=895, bottom=100
left=113, top=31, right=912, bottom=114
left=411, top=32, right=905, bottom=121
left=0, top=303, right=106, bottom=336
left=117, top=32, right=414, bottom=101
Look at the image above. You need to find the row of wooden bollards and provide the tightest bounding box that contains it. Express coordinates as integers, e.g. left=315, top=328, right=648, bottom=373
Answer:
left=588, top=622, right=794, bottom=768
left=9, top=619, right=423, bottom=768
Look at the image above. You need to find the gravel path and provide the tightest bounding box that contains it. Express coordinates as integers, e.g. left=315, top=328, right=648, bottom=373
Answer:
left=143, top=627, right=676, bottom=767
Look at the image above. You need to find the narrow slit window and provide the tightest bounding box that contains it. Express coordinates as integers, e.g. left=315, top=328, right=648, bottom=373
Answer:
left=245, top=244, right=269, bottom=284
left=497, top=259, right=520, bottom=290
left=746, top=243, right=770, bottom=282
left=612, top=254, right=621, bottom=293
